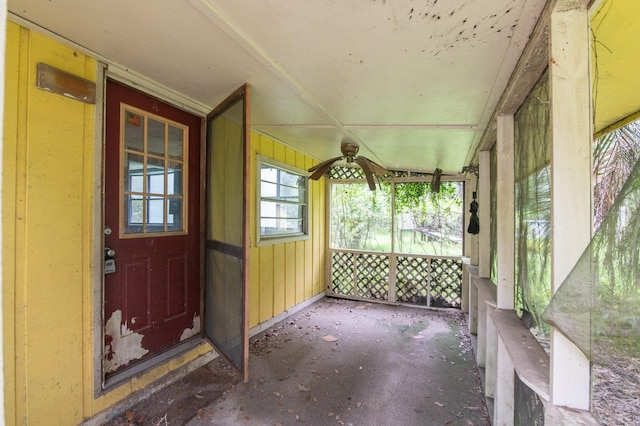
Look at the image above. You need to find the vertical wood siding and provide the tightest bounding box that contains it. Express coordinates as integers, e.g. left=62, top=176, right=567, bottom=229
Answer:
left=250, top=134, right=326, bottom=326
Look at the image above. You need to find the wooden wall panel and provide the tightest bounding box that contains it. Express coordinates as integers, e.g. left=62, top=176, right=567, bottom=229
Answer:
left=249, top=133, right=326, bottom=326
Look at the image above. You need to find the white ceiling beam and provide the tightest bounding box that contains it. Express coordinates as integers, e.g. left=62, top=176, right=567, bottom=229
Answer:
left=255, top=124, right=478, bottom=130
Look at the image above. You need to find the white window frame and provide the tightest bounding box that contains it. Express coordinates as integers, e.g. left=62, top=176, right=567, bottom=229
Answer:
left=256, top=155, right=309, bottom=246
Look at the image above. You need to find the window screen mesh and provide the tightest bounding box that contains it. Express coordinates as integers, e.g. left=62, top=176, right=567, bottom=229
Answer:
left=514, top=70, right=551, bottom=334
left=543, top=120, right=640, bottom=423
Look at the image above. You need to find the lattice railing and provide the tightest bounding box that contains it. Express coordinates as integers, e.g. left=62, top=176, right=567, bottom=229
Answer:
left=356, top=253, right=389, bottom=301
left=330, top=249, right=462, bottom=308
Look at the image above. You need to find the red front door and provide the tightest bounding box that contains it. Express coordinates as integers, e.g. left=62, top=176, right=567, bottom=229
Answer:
left=103, top=80, right=201, bottom=377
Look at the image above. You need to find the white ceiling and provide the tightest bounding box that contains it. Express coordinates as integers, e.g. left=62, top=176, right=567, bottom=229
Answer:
left=9, top=0, right=547, bottom=175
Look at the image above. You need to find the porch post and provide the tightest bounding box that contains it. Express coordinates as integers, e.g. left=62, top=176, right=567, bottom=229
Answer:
left=549, top=1, right=591, bottom=410
left=496, top=115, right=515, bottom=310
left=491, top=114, right=515, bottom=421
left=477, top=150, right=491, bottom=278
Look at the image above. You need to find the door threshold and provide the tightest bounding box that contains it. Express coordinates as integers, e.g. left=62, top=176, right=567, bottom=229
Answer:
left=102, top=336, right=211, bottom=392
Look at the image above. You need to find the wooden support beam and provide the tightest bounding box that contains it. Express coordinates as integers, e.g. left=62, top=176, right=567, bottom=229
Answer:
left=478, top=151, right=491, bottom=278
left=496, top=115, right=515, bottom=310
left=549, top=2, right=592, bottom=410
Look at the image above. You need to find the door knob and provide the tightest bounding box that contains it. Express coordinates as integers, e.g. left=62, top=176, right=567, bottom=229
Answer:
left=104, top=247, right=116, bottom=258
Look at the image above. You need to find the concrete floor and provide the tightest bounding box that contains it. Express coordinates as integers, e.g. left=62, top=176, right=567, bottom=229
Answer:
left=107, top=297, right=490, bottom=426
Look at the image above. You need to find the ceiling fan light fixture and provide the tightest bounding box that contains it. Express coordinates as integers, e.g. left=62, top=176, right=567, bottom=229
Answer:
left=307, top=139, right=389, bottom=190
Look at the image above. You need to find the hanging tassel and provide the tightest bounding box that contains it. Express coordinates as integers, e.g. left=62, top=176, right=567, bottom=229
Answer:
left=467, top=192, right=479, bottom=235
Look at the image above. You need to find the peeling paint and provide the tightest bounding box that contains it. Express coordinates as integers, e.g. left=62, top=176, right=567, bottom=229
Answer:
left=104, top=310, right=149, bottom=373
left=180, top=314, right=201, bottom=341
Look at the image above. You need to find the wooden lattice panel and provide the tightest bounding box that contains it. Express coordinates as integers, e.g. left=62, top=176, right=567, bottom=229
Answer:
left=396, top=256, right=430, bottom=305
left=355, top=253, right=389, bottom=300
left=327, top=166, right=365, bottom=180
left=430, top=258, right=463, bottom=308
left=329, top=249, right=463, bottom=309
left=331, top=251, right=355, bottom=296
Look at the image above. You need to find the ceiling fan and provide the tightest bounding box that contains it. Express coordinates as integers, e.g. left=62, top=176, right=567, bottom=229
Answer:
left=307, top=139, right=390, bottom=190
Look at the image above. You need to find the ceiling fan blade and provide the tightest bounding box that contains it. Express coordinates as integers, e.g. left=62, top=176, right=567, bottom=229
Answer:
left=308, top=155, right=344, bottom=174
left=358, top=156, right=390, bottom=176
left=354, top=157, right=376, bottom=191
left=309, top=159, right=339, bottom=180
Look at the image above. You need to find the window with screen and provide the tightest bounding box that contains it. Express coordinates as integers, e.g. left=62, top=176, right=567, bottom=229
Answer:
left=258, top=156, right=308, bottom=244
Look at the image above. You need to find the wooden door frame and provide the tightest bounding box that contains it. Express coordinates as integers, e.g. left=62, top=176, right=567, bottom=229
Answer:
left=93, top=68, right=216, bottom=395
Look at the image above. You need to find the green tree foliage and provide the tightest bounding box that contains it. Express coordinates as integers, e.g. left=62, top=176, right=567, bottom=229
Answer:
left=330, top=179, right=463, bottom=256
left=330, top=183, right=391, bottom=251
left=394, top=182, right=463, bottom=255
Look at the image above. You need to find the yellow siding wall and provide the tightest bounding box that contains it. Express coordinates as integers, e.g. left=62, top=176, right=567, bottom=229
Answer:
left=3, top=23, right=94, bottom=424
left=1, top=23, right=209, bottom=423
left=249, top=134, right=326, bottom=327
left=4, top=22, right=326, bottom=425
left=592, top=0, right=640, bottom=132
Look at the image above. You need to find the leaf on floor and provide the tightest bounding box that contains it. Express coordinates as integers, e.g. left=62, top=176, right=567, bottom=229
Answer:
left=197, top=408, right=212, bottom=418
left=194, top=393, right=204, bottom=399
left=322, top=335, right=338, bottom=342
left=298, top=384, right=310, bottom=392
left=435, top=401, right=444, bottom=407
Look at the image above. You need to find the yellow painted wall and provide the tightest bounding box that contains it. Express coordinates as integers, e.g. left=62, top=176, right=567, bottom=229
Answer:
left=4, top=22, right=326, bottom=425
left=592, top=0, right=640, bottom=132
left=1, top=23, right=212, bottom=424
left=3, top=23, right=94, bottom=424
left=249, top=134, right=326, bottom=327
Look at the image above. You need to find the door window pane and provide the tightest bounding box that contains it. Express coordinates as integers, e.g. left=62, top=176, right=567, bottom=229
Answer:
left=168, top=198, right=183, bottom=231
left=125, top=153, right=144, bottom=193
left=121, top=105, right=188, bottom=236
left=124, top=111, right=144, bottom=151
left=147, top=118, right=166, bottom=156
left=147, top=157, right=165, bottom=195
left=168, top=125, right=184, bottom=160
left=168, top=161, right=183, bottom=196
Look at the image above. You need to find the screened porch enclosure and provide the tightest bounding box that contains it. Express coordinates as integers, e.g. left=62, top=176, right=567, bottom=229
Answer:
left=325, top=167, right=465, bottom=308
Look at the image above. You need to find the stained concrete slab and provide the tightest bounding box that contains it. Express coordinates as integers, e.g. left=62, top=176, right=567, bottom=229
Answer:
left=191, top=297, right=489, bottom=426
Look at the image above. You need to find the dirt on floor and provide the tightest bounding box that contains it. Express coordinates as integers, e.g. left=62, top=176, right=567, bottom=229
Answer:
left=105, top=358, right=242, bottom=426
left=105, top=297, right=490, bottom=426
